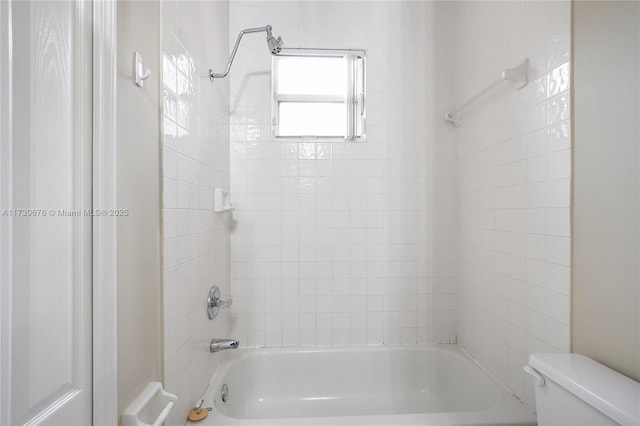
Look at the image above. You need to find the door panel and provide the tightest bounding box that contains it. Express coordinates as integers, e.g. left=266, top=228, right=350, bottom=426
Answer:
left=1, top=1, right=92, bottom=425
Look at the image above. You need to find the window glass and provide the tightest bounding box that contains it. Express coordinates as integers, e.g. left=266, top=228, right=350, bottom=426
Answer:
left=277, top=57, right=346, bottom=96
left=278, top=102, right=346, bottom=137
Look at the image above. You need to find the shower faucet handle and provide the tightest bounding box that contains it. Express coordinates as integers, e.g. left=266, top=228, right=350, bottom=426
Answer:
left=216, top=296, right=233, bottom=308
left=207, top=285, right=233, bottom=319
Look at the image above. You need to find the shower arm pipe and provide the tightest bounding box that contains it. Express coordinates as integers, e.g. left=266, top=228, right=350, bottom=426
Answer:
left=444, top=58, right=529, bottom=127
left=209, top=26, right=273, bottom=81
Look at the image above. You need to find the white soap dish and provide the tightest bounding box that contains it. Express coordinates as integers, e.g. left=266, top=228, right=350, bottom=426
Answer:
left=214, top=188, right=234, bottom=213
left=121, top=382, right=177, bottom=426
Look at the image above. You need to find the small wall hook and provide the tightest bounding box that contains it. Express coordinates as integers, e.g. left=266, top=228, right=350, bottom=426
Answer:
left=134, top=51, right=151, bottom=87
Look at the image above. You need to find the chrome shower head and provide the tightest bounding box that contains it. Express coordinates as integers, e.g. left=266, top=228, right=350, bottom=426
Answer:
left=267, top=35, right=283, bottom=55
left=210, top=25, right=284, bottom=81
left=266, top=25, right=283, bottom=55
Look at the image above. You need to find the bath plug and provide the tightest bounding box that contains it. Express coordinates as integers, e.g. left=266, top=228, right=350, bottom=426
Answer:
left=187, top=407, right=208, bottom=422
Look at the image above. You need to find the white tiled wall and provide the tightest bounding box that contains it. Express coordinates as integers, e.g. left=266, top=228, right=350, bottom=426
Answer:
left=158, top=0, right=571, bottom=417
left=450, top=1, right=572, bottom=409
left=160, top=2, right=231, bottom=424
left=228, top=1, right=457, bottom=347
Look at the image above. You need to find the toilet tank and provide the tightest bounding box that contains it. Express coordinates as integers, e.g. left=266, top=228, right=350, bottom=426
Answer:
left=526, top=353, right=640, bottom=426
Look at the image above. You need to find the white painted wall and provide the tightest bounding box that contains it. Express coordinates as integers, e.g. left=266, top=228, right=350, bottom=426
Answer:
left=160, top=2, right=231, bottom=424
left=451, top=1, right=572, bottom=408
left=572, top=0, right=640, bottom=382
left=228, top=0, right=457, bottom=347
left=116, top=0, right=163, bottom=414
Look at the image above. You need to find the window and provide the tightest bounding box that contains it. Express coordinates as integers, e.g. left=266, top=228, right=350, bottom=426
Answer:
left=272, top=49, right=366, bottom=141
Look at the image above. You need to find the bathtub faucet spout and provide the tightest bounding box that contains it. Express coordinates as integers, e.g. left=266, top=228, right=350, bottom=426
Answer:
left=210, top=338, right=239, bottom=353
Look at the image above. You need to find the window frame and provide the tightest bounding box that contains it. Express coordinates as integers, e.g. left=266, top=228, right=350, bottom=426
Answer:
left=271, top=48, right=366, bottom=142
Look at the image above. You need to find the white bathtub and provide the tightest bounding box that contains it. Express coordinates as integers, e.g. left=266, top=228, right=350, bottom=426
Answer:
left=198, top=345, right=536, bottom=426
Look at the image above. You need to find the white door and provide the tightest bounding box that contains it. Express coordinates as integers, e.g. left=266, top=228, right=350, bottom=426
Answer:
left=0, top=0, right=93, bottom=425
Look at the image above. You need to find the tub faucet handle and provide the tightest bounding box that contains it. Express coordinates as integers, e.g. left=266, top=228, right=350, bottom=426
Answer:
left=207, top=285, right=233, bottom=319
left=216, top=296, right=233, bottom=308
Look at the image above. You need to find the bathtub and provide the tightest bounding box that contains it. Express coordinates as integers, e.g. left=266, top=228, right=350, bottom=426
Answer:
left=198, top=345, right=536, bottom=426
